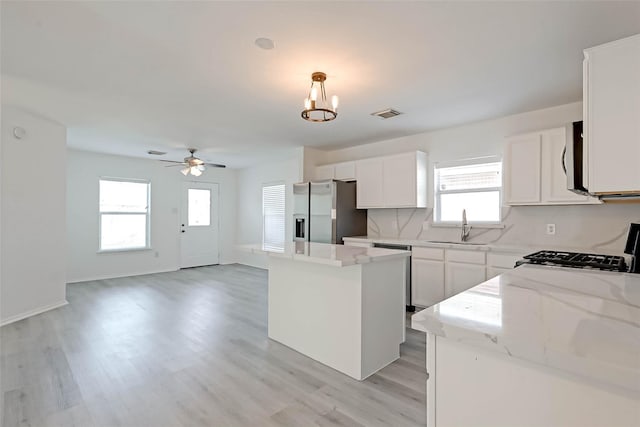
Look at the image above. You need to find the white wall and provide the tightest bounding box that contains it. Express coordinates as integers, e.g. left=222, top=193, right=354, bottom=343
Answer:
left=67, top=149, right=237, bottom=282
left=1, top=106, right=67, bottom=325
left=236, top=150, right=301, bottom=268
left=319, top=102, right=640, bottom=252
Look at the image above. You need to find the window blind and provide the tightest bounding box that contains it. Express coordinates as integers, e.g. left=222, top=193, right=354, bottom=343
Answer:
left=437, top=162, right=502, bottom=191
left=262, top=184, right=286, bottom=251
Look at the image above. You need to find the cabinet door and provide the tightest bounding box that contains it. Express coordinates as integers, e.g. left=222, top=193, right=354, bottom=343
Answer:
left=334, top=161, right=356, bottom=181
left=505, top=134, right=541, bottom=204
left=383, top=153, right=416, bottom=207
left=356, top=158, right=384, bottom=208
left=487, top=266, right=512, bottom=280
left=445, top=262, right=486, bottom=298
left=315, top=165, right=334, bottom=181
left=541, top=128, right=592, bottom=203
left=412, top=258, right=445, bottom=307
left=585, top=35, right=640, bottom=194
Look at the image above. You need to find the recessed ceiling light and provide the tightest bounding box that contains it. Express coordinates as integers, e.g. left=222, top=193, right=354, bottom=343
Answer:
left=255, top=37, right=275, bottom=50
left=147, top=150, right=167, bottom=155
left=371, top=108, right=403, bottom=119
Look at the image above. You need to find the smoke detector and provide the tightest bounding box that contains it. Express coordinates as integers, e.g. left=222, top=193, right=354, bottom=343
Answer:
left=371, top=108, right=403, bottom=119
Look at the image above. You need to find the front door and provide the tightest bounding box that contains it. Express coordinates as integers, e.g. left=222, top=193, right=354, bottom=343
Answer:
left=180, top=182, right=219, bottom=268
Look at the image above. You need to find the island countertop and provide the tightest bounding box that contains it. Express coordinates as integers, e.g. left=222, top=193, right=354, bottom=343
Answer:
left=242, top=241, right=410, bottom=267
left=411, top=264, right=640, bottom=393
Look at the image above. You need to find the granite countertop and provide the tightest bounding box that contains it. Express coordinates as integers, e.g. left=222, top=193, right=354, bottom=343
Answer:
left=411, top=264, right=640, bottom=393
left=240, top=242, right=410, bottom=267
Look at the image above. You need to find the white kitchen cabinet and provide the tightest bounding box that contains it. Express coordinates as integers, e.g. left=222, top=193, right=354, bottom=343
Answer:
left=444, top=249, right=486, bottom=298
left=411, top=247, right=445, bottom=308
left=504, top=132, right=541, bottom=204
left=333, top=161, right=356, bottom=181
left=314, top=164, right=334, bottom=180
left=584, top=34, right=640, bottom=195
left=382, top=152, right=428, bottom=208
left=445, top=262, right=486, bottom=298
left=355, top=157, right=385, bottom=207
left=486, top=251, right=527, bottom=279
left=505, top=128, right=600, bottom=205
left=356, top=151, right=427, bottom=209
left=314, top=161, right=356, bottom=181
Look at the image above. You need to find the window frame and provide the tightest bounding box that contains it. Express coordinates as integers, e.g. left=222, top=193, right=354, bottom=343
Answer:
left=433, top=157, right=503, bottom=226
left=262, top=182, right=286, bottom=251
left=98, top=177, right=151, bottom=253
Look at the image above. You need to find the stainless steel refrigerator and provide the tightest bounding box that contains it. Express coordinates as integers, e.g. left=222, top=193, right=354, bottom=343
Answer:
left=293, top=180, right=367, bottom=244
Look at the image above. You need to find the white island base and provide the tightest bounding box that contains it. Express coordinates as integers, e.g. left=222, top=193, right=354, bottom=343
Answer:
left=268, top=255, right=406, bottom=381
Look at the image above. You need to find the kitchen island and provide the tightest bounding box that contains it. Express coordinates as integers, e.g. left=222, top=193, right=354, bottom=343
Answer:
left=412, top=264, right=640, bottom=427
left=245, top=242, right=410, bottom=380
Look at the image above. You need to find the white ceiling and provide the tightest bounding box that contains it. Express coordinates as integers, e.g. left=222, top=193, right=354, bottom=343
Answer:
left=2, top=1, right=639, bottom=168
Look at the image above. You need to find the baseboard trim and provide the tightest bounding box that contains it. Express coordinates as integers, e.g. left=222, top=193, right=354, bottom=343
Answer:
left=1, top=300, right=69, bottom=327
left=67, top=268, right=179, bottom=284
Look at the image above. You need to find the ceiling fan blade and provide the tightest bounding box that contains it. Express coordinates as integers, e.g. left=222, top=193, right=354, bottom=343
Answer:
left=164, top=163, right=187, bottom=168
left=205, top=163, right=226, bottom=168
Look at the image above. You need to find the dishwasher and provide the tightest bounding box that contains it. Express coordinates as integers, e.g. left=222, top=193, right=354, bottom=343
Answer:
left=372, top=243, right=414, bottom=312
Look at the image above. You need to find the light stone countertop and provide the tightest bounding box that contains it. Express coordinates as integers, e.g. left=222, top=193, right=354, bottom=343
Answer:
left=240, top=242, right=410, bottom=267
left=411, top=264, right=640, bottom=394
left=342, top=236, right=626, bottom=256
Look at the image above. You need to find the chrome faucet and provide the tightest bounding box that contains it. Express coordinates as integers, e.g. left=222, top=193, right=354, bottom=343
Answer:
left=461, top=209, right=471, bottom=242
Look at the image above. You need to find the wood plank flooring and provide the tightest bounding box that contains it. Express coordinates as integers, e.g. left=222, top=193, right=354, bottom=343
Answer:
left=1, top=264, right=426, bottom=426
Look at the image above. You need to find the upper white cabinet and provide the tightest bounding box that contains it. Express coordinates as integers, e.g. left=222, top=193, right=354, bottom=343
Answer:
left=314, top=161, right=356, bottom=181
left=505, top=128, right=600, bottom=205
left=584, top=34, right=640, bottom=195
left=356, top=151, right=428, bottom=209
left=355, top=157, right=385, bottom=207
left=504, top=133, right=541, bottom=204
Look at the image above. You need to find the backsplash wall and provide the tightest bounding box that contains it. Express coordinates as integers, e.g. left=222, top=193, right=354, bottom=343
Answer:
left=367, top=204, right=640, bottom=253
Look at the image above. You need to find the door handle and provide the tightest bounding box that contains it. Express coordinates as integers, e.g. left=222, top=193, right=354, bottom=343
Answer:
left=561, top=146, right=567, bottom=176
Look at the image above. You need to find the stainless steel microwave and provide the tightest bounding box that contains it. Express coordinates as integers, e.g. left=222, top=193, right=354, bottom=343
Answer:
left=565, top=121, right=590, bottom=196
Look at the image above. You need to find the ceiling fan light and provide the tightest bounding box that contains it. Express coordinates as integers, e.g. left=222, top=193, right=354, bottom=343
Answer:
left=191, top=167, right=202, bottom=177
left=181, top=167, right=190, bottom=176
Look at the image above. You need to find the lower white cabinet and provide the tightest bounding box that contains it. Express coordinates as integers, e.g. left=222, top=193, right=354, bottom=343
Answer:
left=445, top=262, right=486, bottom=298
left=412, top=258, right=445, bottom=307
left=486, top=251, right=527, bottom=279
left=410, top=246, right=529, bottom=308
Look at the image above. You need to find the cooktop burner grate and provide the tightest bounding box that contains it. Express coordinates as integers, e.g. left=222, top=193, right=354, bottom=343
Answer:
left=522, top=250, right=627, bottom=272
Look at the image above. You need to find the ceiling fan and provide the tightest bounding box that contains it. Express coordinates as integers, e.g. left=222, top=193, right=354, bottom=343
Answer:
left=160, top=148, right=226, bottom=176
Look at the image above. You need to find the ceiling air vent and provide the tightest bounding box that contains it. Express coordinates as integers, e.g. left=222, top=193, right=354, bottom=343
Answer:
left=371, top=108, right=403, bottom=119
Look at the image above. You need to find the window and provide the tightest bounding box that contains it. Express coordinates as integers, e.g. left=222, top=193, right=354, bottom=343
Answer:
left=434, top=160, right=502, bottom=224
left=262, top=183, right=286, bottom=251
left=99, top=178, right=150, bottom=251
left=187, top=189, right=211, bottom=226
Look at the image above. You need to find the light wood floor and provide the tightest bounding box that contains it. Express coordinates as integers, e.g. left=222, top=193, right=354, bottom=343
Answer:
left=1, top=264, right=427, bottom=427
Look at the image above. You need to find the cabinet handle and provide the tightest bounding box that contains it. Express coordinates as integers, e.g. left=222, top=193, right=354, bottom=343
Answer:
left=561, top=146, right=567, bottom=176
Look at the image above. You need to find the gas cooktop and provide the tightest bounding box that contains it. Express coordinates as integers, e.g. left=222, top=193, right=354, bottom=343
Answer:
left=519, top=250, right=628, bottom=272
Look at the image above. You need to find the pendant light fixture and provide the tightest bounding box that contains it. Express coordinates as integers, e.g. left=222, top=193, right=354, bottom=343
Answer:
left=301, top=72, right=339, bottom=122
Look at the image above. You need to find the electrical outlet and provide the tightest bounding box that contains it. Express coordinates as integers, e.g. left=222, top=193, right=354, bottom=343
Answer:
left=391, top=220, right=398, bottom=230
left=546, top=224, right=556, bottom=235
left=422, top=221, right=430, bottom=231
